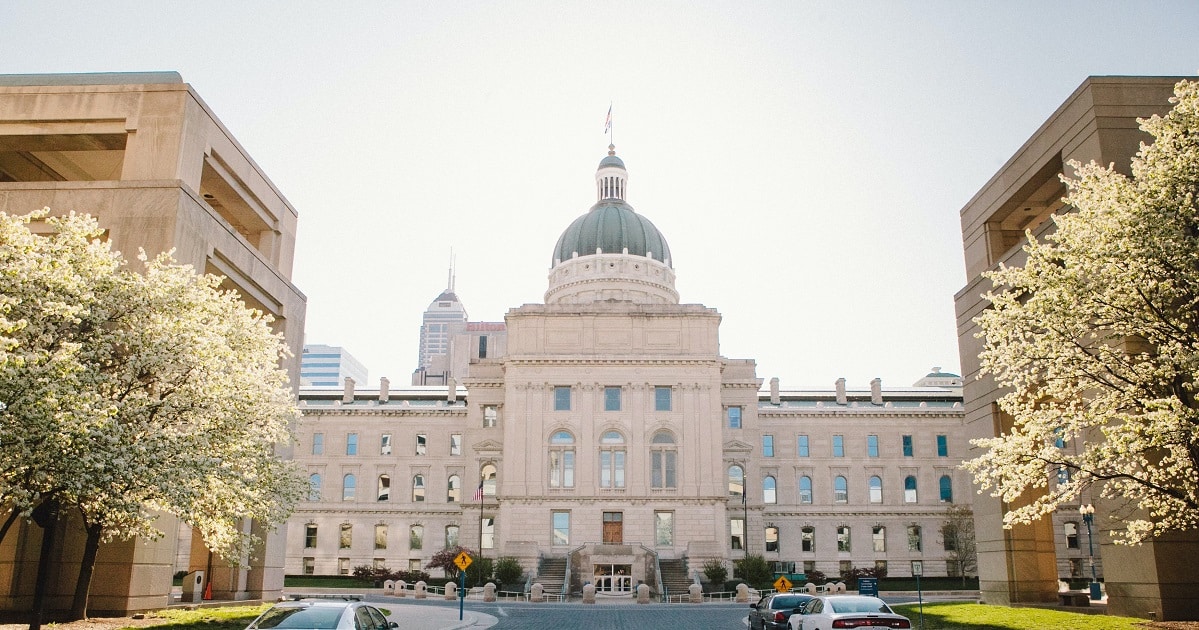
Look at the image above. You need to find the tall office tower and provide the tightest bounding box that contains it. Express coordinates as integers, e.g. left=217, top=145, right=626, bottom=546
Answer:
left=301, top=344, right=369, bottom=387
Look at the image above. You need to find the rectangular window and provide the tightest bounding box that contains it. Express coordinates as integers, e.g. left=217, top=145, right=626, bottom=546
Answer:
left=797, top=435, right=809, bottom=457
left=655, top=386, right=672, bottom=411
left=730, top=518, right=745, bottom=550
left=936, top=434, right=948, bottom=457
left=416, top=434, right=427, bottom=455
left=1065, top=522, right=1079, bottom=549
left=410, top=525, right=423, bottom=550
left=727, top=406, right=742, bottom=429
left=867, top=435, right=879, bottom=457
left=409, top=559, right=422, bottom=571
left=312, top=433, right=324, bottom=455
left=872, top=526, right=886, bottom=552
left=765, top=526, right=779, bottom=552
left=346, top=433, right=358, bottom=456
left=380, top=434, right=392, bottom=455
left=803, top=561, right=815, bottom=574
left=483, top=405, right=498, bottom=427
left=907, top=525, right=922, bottom=552
left=481, top=517, right=495, bottom=549
left=801, top=527, right=815, bottom=552
left=832, top=435, right=844, bottom=457
left=651, top=450, right=676, bottom=489
left=339, top=523, right=352, bottom=549
left=450, top=433, right=462, bottom=456
left=303, top=557, right=314, bottom=575
left=338, top=558, right=350, bottom=575
left=478, top=335, right=487, bottom=359
left=375, top=524, right=387, bottom=550
left=762, top=435, right=774, bottom=457
left=840, top=560, right=853, bottom=575
left=305, top=524, right=317, bottom=548
left=553, top=511, right=570, bottom=546
left=446, top=525, right=459, bottom=548
left=655, top=512, right=674, bottom=546
left=373, top=558, right=386, bottom=570
left=837, top=526, right=851, bottom=552
left=875, top=560, right=888, bottom=575
left=554, top=386, right=571, bottom=411
left=604, top=387, right=622, bottom=411
left=902, top=435, right=914, bottom=457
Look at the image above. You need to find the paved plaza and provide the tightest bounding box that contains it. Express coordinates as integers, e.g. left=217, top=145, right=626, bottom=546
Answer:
left=376, top=598, right=752, bottom=630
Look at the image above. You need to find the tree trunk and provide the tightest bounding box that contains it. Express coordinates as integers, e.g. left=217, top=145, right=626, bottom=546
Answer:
left=0, top=509, right=20, bottom=547
left=29, top=499, right=61, bottom=630
left=69, top=522, right=102, bottom=620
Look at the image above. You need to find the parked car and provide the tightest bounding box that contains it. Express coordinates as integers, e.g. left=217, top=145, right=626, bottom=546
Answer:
left=246, top=596, right=397, bottom=630
left=788, top=595, right=911, bottom=630
left=749, top=592, right=815, bottom=630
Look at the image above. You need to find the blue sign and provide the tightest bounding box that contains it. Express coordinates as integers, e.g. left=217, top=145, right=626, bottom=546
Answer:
left=858, top=577, right=879, bottom=597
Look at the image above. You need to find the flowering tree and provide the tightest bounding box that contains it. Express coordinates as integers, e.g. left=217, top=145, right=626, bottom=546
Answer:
left=0, top=211, right=306, bottom=620
left=966, top=78, right=1199, bottom=544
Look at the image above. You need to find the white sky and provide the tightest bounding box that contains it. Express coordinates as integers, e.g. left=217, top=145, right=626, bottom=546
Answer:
left=3, top=2, right=1198, bottom=389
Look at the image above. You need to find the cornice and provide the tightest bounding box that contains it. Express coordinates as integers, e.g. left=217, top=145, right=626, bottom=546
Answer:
left=300, top=408, right=469, bottom=418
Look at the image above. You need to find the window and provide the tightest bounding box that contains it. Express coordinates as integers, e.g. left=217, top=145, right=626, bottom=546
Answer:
left=840, top=560, right=853, bottom=575
left=483, top=405, right=498, bottom=427
left=837, top=526, right=851, bottom=552
left=554, top=386, right=571, bottom=411
left=867, top=435, right=879, bottom=457
left=655, top=511, right=674, bottom=546
left=373, top=558, right=386, bottom=571
left=798, top=476, right=813, bottom=504
left=312, top=433, right=324, bottom=455
left=338, top=558, right=350, bottom=575
left=728, top=465, right=745, bottom=497
left=339, top=523, right=352, bottom=549
left=939, top=475, right=953, bottom=502
left=410, top=525, right=423, bottom=550
left=1069, top=558, right=1083, bottom=578
left=412, top=475, right=425, bottom=502
left=377, top=475, right=390, bottom=501
left=902, top=435, right=913, bottom=457
left=650, top=431, right=677, bottom=489
left=904, top=476, right=918, bottom=503
left=803, top=561, right=815, bottom=574
left=375, top=524, right=387, bottom=550
left=380, top=434, right=392, bottom=455
left=727, top=406, right=742, bottom=429
left=482, top=464, right=497, bottom=496
left=1054, top=427, right=1067, bottom=448
left=549, top=431, right=576, bottom=488
left=1065, top=522, right=1079, bottom=549
left=832, top=435, right=844, bottom=457
left=553, top=511, right=570, bottom=546
left=762, top=435, right=774, bottom=457
left=447, top=475, right=461, bottom=502
left=765, top=526, right=779, bottom=552
left=907, top=525, right=922, bottom=552
left=875, top=560, right=888, bottom=575
left=1057, top=467, right=1071, bottom=485
left=308, top=473, right=322, bottom=501
left=943, top=524, right=958, bottom=552
left=730, top=518, right=745, bottom=550
left=801, top=526, right=815, bottom=552
left=797, top=435, right=809, bottom=457
left=763, top=476, right=777, bottom=504
left=478, top=335, right=487, bottom=358
left=409, top=559, right=422, bottom=571
left=604, top=386, right=621, bottom=411
left=342, top=474, right=356, bottom=501
left=303, top=557, right=314, bottom=575
left=304, top=524, right=317, bottom=548
left=450, top=433, right=462, bottom=456
left=936, top=434, right=948, bottom=457
left=445, top=525, right=459, bottom=548
left=346, top=433, right=358, bottom=456
left=873, top=526, right=886, bottom=552
left=416, top=434, right=427, bottom=455
left=599, top=431, right=626, bottom=488
left=655, top=386, right=672, bottom=411
left=834, top=475, right=848, bottom=503
left=869, top=476, right=882, bottom=504
left=480, top=517, right=495, bottom=549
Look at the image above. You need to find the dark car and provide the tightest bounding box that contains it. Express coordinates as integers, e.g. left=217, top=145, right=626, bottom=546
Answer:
left=246, top=597, right=397, bottom=630
left=749, top=592, right=815, bottom=630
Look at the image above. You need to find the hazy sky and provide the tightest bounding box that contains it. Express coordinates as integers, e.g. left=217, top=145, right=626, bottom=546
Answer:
left=3, top=2, right=1198, bottom=388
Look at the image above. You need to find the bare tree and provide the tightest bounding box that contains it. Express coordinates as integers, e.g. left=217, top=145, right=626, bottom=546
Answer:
left=940, top=505, right=977, bottom=586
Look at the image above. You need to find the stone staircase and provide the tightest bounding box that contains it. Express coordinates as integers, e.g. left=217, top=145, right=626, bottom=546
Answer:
left=537, top=557, right=568, bottom=596
left=659, top=558, right=693, bottom=598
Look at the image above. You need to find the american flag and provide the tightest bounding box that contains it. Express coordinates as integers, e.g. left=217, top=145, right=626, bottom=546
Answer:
left=604, top=105, right=612, bottom=133
left=473, top=481, right=484, bottom=502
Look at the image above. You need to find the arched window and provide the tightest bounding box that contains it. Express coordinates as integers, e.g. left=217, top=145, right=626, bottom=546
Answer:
left=308, top=473, right=321, bottom=501
left=412, top=474, right=426, bottom=502
left=600, top=431, right=626, bottom=488
left=728, top=465, right=745, bottom=497
left=377, top=474, right=390, bottom=501
left=651, top=431, right=677, bottom=489
left=938, top=475, right=953, bottom=502
left=549, top=430, right=575, bottom=488
left=868, top=476, right=883, bottom=503
left=798, top=476, right=813, bottom=504
left=481, top=463, right=497, bottom=496
left=342, top=474, right=356, bottom=501
left=904, top=476, right=918, bottom=503
left=834, top=475, right=848, bottom=503
left=763, top=476, right=777, bottom=504
left=447, top=474, right=462, bottom=502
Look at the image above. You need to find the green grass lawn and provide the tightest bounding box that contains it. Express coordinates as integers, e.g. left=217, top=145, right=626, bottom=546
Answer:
left=891, top=602, right=1148, bottom=630
left=119, top=604, right=270, bottom=630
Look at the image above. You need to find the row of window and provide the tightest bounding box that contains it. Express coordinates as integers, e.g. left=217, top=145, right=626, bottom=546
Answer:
left=310, top=466, right=496, bottom=502
left=727, top=467, right=954, bottom=504
left=306, top=519, right=497, bottom=553
left=729, top=523, right=950, bottom=554
left=549, top=430, right=677, bottom=489
left=312, top=432, right=464, bottom=457
left=759, top=433, right=950, bottom=458
left=553, top=385, right=674, bottom=411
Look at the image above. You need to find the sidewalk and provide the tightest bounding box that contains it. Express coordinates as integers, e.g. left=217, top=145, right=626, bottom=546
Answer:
left=381, top=602, right=498, bottom=630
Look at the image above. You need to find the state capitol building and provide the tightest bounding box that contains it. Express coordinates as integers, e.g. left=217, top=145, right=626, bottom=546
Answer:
left=289, top=146, right=969, bottom=593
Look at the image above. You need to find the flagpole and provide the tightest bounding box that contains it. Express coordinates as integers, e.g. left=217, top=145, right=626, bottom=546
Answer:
left=478, top=477, right=484, bottom=554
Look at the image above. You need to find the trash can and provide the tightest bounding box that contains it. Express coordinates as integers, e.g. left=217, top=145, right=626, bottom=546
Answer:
left=1089, top=581, right=1102, bottom=600
left=183, top=571, right=205, bottom=603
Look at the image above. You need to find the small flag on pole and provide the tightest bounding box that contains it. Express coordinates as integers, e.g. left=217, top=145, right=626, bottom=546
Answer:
left=604, top=104, right=613, bottom=133
left=473, top=481, right=484, bottom=501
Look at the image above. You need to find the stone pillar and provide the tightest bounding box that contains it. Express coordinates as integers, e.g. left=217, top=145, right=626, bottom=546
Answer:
left=735, top=583, right=750, bottom=603
left=582, top=583, right=596, bottom=604
left=636, top=583, right=650, bottom=604
left=444, top=582, right=456, bottom=600
left=530, top=583, right=544, bottom=603
left=383, top=580, right=395, bottom=595
left=483, top=582, right=497, bottom=602
left=396, top=580, right=407, bottom=597
left=414, top=581, right=427, bottom=599
left=688, top=584, right=702, bottom=603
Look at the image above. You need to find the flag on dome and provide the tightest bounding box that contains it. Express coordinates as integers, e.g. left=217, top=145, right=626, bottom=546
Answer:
left=604, top=104, right=612, bottom=133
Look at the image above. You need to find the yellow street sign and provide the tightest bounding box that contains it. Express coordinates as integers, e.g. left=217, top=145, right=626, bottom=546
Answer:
left=454, top=551, right=473, bottom=571
left=773, top=575, right=792, bottom=592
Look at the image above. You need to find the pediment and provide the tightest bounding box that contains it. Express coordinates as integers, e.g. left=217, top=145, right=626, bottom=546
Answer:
left=473, top=439, right=504, bottom=453
left=723, top=440, right=754, bottom=453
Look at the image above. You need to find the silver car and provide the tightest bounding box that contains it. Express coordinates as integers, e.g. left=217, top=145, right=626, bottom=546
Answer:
left=247, top=597, right=397, bottom=630
left=787, top=595, right=911, bottom=630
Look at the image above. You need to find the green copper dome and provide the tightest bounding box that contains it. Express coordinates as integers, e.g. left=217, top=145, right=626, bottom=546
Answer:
left=552, top=201, right=672, bottom=267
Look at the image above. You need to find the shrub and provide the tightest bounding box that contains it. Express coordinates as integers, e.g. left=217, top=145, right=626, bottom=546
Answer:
left=805, top=570, right=827, bottom=585
left=734, top=554, right=774, bottom=590
left=494, top=557, right=524, bottom=586
left=702, top=558, right=728, bottom=586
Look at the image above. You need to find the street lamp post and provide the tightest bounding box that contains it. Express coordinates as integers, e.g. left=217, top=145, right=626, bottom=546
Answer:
left=1079, top=504, right=1101, bottom=600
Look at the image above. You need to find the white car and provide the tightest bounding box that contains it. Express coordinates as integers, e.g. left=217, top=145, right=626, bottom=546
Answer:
left=787, top=595, right=911, bottom=630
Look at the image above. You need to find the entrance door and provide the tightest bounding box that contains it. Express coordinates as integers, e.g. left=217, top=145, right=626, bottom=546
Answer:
left=602, top=512, right=623, bottom=544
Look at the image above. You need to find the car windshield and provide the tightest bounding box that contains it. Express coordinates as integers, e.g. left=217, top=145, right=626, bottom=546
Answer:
left=829, top=597, right=892, bottom=614
left=252, top=606, right=345, bottom=629
left=772, top=596, right=808, bottom=608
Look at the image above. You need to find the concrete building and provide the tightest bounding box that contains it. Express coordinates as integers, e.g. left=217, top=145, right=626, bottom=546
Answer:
left=955, top=75, right=1199, bottom=620
left=411, top=277, right=507, bottom=386
left=302, top=344, right=368, bottom=387
left=290, top=147, right=966, bottom=595
left=0, top=72, right=306, bottom=615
